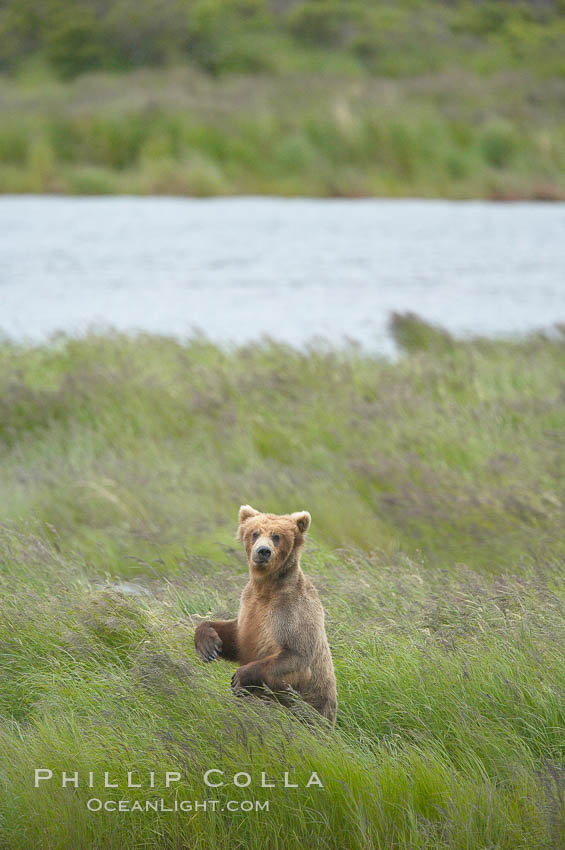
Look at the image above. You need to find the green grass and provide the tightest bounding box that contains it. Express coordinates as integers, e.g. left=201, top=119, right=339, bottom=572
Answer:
left=1, top=67, right=565, bottom=199
left=0, top=315, right=564, bottom=848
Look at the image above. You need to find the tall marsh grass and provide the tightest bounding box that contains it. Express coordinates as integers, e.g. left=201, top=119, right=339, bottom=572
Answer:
left=0, top=317, right=564, bottom=848
left=1, top=68, right=564, bottom=198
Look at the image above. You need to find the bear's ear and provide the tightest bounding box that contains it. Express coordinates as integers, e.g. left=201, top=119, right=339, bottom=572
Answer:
left=237, top=505, right=260, bottom=541
left=291, top=510, right=311, bottom=534
left=238, top=504, right=259, bottom=525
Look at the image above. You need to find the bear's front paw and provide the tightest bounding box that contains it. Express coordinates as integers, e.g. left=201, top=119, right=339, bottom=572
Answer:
left=194, top=624, right=222, bottom=663
left=230, top=668, right=244, bottom=697
left=231, top=664, right=263, bottom=697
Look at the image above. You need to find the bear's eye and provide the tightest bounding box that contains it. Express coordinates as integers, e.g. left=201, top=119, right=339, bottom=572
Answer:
left=272, top=534, right=280, bottom=546
left=251, top=531, right=259, bottom=543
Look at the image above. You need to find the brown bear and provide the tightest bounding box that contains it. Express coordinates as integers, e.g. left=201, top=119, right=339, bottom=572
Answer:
left=194, top=505, right=337, bottom=725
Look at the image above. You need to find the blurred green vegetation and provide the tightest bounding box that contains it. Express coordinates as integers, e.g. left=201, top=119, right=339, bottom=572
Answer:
left=2, top=0, right=565, bottom=79
left=1, top=66, right=565, bottom=198
left=0, top=320, right=564, bottom=848
left=1, top=1, right=565, bottom=197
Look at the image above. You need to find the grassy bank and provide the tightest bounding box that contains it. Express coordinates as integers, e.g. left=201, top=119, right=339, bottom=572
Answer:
left=1, top=68, right=565, bottom=198
left=1, top=316, right=564, bottom=848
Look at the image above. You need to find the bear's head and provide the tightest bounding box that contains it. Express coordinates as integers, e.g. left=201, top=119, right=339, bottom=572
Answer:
left=237, top=505, right=311, bottom=577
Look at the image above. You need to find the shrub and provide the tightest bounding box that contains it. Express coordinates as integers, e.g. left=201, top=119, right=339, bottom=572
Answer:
left=45, top=8, right=110, bottom=80
left=480, top=120, right=518, bottom=169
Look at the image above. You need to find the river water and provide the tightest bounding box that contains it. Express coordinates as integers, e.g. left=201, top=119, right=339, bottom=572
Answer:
left=1, top=196, right=564, bottom=353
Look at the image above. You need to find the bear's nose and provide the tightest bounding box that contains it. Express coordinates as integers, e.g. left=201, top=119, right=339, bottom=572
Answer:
left=256, top=546, right=272, bottom=560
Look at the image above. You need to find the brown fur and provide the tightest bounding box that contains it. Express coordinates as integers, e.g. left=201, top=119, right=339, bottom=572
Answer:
left=194, top=505, right=337, bottom=724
